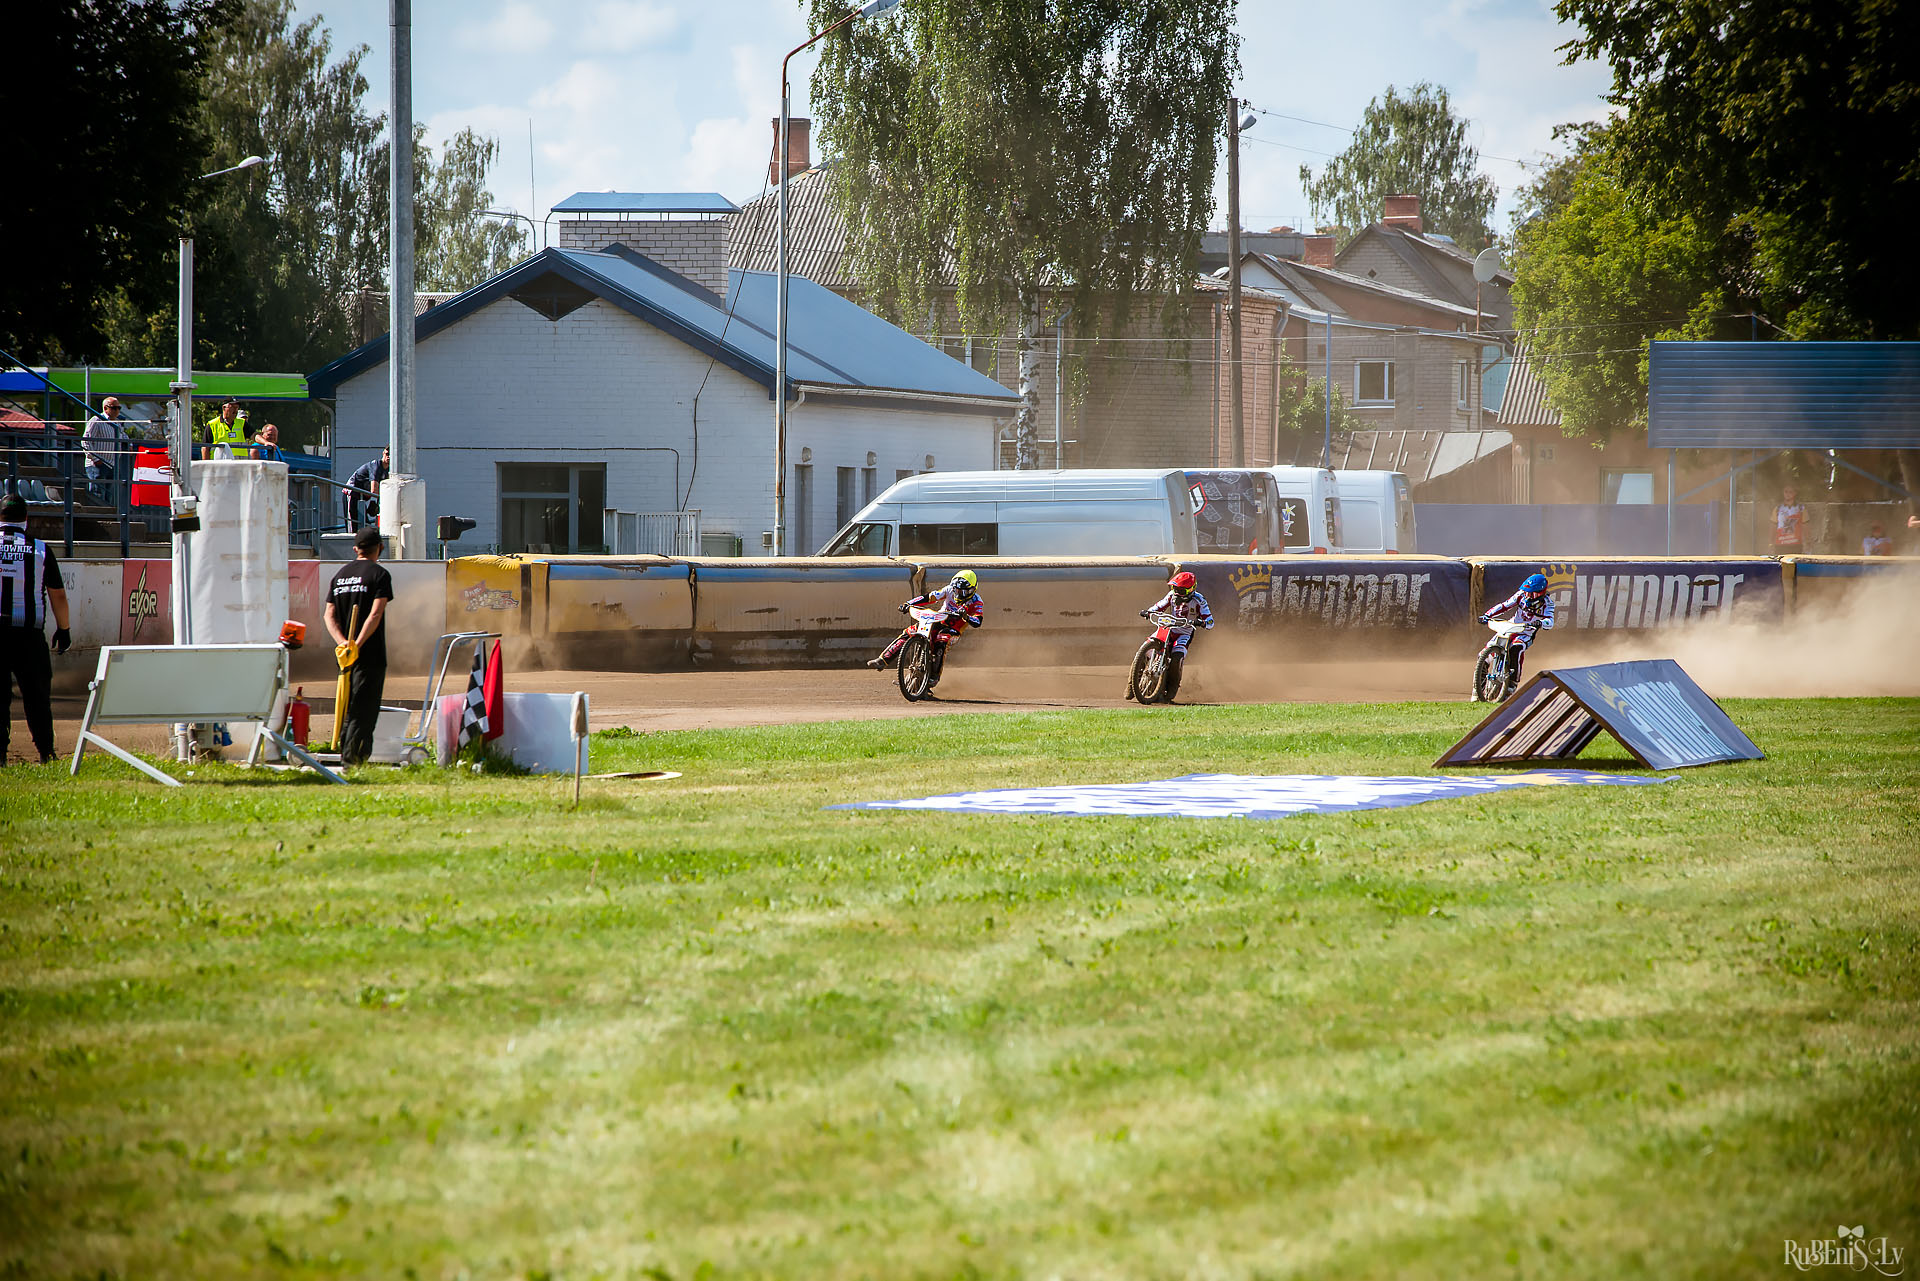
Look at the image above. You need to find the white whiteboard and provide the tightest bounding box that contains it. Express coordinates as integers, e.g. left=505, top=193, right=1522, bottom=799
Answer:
left=90, top=645, right=285, bottom=724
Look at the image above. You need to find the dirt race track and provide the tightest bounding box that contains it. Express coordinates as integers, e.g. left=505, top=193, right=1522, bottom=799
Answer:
left=31, top=658, right=1468, bottom=765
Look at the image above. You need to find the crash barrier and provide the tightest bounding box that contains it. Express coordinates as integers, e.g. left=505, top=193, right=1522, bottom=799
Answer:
left=911, top=557, right=1174, bottom=663
left=1436, top=659, right=1764, bottom=771
left=690, top=558, right=916, bottom=666
left=1470, top=557, right=1787, bottom=632
left=1178, top=555, right=1472, bottom=640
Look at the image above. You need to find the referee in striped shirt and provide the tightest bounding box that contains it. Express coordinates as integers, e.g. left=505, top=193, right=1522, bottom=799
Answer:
left=1, top=493, right=72, bottom=765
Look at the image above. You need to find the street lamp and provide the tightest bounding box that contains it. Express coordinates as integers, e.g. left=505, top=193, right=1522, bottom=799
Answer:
left=170, top=153, right=270, bottom=759
left=774, top=0, right=903, bottom=556
left=480, top=208, right=540, bottom=251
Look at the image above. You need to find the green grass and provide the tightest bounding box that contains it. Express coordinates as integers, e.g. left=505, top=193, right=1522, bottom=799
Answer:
left=1, top=698, right=1916, bottom=1280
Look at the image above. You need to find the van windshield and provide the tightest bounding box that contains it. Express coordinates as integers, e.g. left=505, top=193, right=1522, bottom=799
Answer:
left=822, top=522, right=890, bottom=556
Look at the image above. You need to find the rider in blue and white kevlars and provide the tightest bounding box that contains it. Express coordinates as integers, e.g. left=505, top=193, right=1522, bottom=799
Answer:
left=1479, top=572, right=1556, bottom=684
left=868, top=570, right=984, bottom=670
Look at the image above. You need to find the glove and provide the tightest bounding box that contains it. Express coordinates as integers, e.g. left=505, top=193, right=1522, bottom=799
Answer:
left=1140, top=609, right=1149, bottom=617
left=1478, top=614, right=1491, bottom=624
left=898, top=603, right=910, bottom=614
left=51, top=628, right=72, bottom=655
left=1204, top=620, right=1214, bottom=629
left=334, top=641, right=359, bottom=670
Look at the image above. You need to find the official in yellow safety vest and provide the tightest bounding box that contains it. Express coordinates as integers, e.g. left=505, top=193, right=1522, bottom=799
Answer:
left=205, top=399, right=251, bottom=457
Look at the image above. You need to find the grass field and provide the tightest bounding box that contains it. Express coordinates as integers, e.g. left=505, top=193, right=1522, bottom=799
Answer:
left=2, top=697, right=1916, bottom=1280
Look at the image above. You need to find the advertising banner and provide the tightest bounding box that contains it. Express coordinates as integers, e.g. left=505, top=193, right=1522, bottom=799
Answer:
left=1437, top=659, right=1764, bottom=771
left=1186, top=557, right=1473, bottom=633
left=119, top=559, right=172, bottom=644
left=1476, top=558, right=1786, bottom=630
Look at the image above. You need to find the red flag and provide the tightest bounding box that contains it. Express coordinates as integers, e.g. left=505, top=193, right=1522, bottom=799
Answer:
left=481, top=639, right=505, bottom=742
left=131, top=446, right=173, bottom=507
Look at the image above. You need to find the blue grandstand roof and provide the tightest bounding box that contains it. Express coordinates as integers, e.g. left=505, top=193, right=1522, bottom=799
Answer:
left=550, top=192, right=737, bottom=215
left=305, top=246, right=1019, bottom=414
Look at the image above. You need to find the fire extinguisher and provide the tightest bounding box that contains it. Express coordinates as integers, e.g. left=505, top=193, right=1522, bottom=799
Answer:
left=289, top=687, right=311, bottom=746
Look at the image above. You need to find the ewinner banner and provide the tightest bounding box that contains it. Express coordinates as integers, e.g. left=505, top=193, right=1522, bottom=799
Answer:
left=829, top=770, right=1673, bottom=820
left=1478, top=559, right=1785, bottom=630
left=1188, top=559, right=1473, bottom=632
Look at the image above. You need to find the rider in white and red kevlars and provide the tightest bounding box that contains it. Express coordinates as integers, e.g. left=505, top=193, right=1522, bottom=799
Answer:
left=869, top=570, right=984, bottom=669
left=1479, top=572, right=1556, bottom=680
left=1142, top=571, right=1214, bottom=656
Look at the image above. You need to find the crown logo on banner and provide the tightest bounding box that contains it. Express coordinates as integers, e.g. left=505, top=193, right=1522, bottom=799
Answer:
left=1229, top=563, right=1273, bottom=598
left=1543, top=562, right=1579, bottom=593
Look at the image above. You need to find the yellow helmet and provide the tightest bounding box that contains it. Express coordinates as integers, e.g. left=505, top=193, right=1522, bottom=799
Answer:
left=950, top=569, right=978, bottom=598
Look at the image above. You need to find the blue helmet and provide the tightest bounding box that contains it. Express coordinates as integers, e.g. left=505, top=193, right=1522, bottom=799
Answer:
left=1522, top=573, right=1550, bottom=593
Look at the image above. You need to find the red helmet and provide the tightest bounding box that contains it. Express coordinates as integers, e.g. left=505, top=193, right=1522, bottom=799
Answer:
left=1169, top=571, right=1197, bottom=595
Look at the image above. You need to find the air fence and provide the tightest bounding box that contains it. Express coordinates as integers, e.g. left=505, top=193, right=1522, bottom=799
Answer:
left=42, top=549, right=1917, bottom=691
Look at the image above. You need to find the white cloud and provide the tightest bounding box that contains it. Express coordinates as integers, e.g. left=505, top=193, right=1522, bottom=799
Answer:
left=586, top=1, right=681, bottom=53
left=677, top=44, right=780, bottom=197
left=457, top=0, right=553, bottom=53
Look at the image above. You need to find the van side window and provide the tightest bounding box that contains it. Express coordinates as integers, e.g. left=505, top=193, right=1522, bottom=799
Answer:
left=823, top=522, right=890, bottom=556
left=1276, top=498, right=1311, bottom=549
left=900, top=523, right=998, bottom=556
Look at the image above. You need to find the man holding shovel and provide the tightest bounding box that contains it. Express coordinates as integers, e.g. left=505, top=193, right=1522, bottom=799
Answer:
left=325, top=527, right=393, bottom=765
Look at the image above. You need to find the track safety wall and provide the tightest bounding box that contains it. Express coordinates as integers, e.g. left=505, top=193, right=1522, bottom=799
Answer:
left=1472, top=558, right=1788, bottom=631
left=1175, top=555, right=1472, bottom=635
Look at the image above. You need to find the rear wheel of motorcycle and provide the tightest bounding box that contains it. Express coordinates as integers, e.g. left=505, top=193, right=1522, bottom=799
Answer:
left=1160, top=654, right=1184, bottom=703
left=1131, top=641, right=1165, bottom=704
left=897, top=636, right=934, bottom=701
left=1472, top=650, right=1495, bottom=703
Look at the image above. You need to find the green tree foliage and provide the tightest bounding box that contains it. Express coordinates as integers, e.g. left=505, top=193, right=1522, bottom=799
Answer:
left=1298, top=83, right=1498, bottom=249
left=417, top=130, right=529, bottom=293
left=1556, top=0, right=1920, bottom=340
left=1509, top=131, right=1736, bottom=439
left=807, top=0, right=1238, bottom=467
left=4, top=0, right=232, bottom=365
left=1275, top=360, right=1365, bottom=464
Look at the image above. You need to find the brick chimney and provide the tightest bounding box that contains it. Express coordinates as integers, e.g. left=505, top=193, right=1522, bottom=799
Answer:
left=1382, top=193, right=1423, bottom=233
left=768, top=117, right=812, bottom=186
left=1302, top=234, right=1336, bottom=270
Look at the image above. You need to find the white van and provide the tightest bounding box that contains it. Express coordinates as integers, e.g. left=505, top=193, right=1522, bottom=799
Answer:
left=1332, top=471, right=1417, bottom=553
left=1184, top=469, right=1284, bottom=554
left=819, top=469, right=1198, bottom=557
left=1266, top=466, right=1341, bottom=553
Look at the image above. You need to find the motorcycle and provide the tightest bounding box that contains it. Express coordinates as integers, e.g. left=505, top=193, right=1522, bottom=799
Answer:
left=1472, top=619, right=1537, bottom=703
left=895, top=604, right=968, bottom=702
left=1128, top=610, right=1194, bottom=704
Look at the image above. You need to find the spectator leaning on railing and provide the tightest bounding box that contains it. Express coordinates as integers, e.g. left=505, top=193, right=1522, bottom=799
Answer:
left=343, top=446, right=389, bottom=528
left=83, top=397, right=138, bottom=504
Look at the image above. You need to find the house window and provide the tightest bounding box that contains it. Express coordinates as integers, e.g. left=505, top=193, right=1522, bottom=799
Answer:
left=498, top=462, right=605, bottom=553
left=1456, top=361, right=1472, bottom=408
left=1601, top=468, right=1655, bottom=505
left=836, top=466, right=857, bottom=530
left=861, top=466, right=878, bottom=504
left=1355, top=361, right=1395, bottom=405
left=793, top=464, right=813, bottom=552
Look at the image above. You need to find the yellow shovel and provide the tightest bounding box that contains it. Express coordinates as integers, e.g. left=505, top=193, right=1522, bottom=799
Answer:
left=333, top=604, right=361, bottom=750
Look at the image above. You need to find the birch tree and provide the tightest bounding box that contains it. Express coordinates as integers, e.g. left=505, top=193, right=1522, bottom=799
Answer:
left=807, top=0, right=1238, bottom=467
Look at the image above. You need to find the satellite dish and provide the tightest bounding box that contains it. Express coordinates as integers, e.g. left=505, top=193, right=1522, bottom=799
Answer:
left=1472, top=247, right=1504, bottom=284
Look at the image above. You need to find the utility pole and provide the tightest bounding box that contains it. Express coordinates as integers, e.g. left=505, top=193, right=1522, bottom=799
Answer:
left=1226, top=94, right=1245, bottom=468
left=389, top=0, right=416, bottom=480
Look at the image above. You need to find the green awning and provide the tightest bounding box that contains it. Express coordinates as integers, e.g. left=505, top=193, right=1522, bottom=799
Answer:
left=0, top=368, right=309, bottom=401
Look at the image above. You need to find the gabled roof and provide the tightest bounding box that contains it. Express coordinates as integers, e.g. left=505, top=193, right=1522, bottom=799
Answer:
left=728, top=167, right=854, bottom=287
left=552, top=192, right=736, bottom=215
left=1240, top=252, right=1479, bottom=325
left=306, top=246, right=1018, bottom=414
left=1337, top=223, right=1514, bottom=314
left=1498, top=337, right=1562, bottom=428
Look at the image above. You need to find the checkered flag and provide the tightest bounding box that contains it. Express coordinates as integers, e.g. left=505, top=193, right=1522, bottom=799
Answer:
left=457, top=643, right=489, bottom=749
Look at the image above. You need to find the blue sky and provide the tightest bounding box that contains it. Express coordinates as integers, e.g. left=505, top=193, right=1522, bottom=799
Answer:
left=293, top=0, right=1613, bottom=242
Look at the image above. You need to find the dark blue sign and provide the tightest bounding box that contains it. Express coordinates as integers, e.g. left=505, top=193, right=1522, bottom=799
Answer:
left=1189, top=558, right=1473, bottom=632
left=1479, top=559, right=1785, bottom=630
left=1437, top=659, right=1763, bottom=771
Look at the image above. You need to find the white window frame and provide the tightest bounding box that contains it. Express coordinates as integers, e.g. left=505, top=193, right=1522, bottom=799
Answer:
left=1456, top=360, right=1472, bottom=408
left=1354, top=360, right=1395, bottom=406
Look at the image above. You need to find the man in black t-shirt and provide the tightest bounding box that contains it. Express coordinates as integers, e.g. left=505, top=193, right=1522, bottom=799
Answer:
left=325, top=526, right=394, bottom=764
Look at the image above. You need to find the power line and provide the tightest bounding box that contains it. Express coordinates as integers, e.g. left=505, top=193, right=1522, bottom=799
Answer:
left=1243, top=102, right=1540, bottom=170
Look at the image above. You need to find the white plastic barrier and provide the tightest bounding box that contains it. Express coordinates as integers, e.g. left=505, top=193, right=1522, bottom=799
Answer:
left=434, top=691, right=588, bottom=775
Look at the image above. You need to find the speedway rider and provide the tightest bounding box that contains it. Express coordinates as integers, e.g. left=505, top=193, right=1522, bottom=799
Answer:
left=1141, top=571, right=1214, bottom=657
left=868, top=570, right=984, bottom=670
left=1478, top=571, right=1556, bottom=684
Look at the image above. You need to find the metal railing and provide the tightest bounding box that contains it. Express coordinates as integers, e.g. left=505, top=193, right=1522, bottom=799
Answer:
left=603, top=508, right=701, bottom=556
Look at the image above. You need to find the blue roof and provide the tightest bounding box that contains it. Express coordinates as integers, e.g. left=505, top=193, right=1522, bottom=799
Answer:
left=306, top=246, right=1019, bottom=414
left=550, top=192, right=737, bottom=215
left=1649, top=341, right=1920, bottom=448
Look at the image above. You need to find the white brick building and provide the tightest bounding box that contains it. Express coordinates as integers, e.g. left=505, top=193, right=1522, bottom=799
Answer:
left=309, top=235, right=1016, bottom=555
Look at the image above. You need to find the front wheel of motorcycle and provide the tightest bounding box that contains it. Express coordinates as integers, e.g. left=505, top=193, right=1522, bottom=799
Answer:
left=1131, top=640, right=1165, bottom=704
left=1160, top=653, right=1184, bottom=703
left=1472, top=649, right=1496, bottom=703
left=898, top=636, right=935, bottom=701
